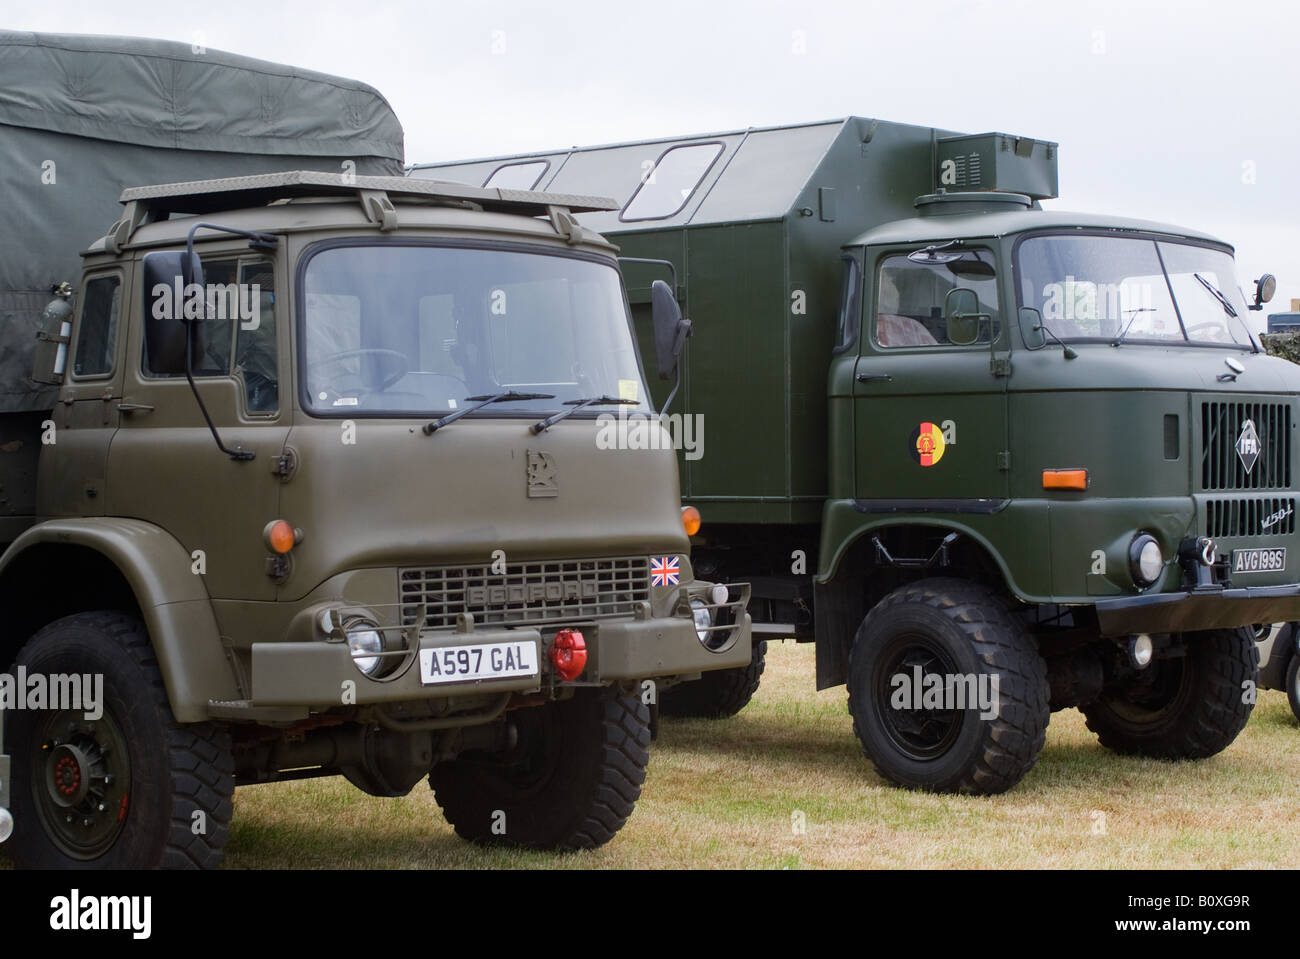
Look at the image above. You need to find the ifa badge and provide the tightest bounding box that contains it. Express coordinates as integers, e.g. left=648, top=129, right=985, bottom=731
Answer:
left=910, top=421, right=946, bottom=467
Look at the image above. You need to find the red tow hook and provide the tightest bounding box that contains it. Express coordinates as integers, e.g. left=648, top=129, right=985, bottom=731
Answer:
left=551, top=629, right=588, bottom=681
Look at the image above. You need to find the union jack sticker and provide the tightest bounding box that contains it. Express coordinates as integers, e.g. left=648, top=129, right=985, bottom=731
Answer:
left=651, top=555, right=680, bottom=587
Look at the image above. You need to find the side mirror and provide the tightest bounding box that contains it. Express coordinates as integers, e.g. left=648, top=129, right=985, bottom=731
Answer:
left=1019, top=307, right=1046, bottom=349
left=1251, top=274, right=1277, bottom=311
left=143, top=251, right=205, bottom=375
left=944, top=287, right=983, bottom=346
left=651, top=279, right=692, bottom=379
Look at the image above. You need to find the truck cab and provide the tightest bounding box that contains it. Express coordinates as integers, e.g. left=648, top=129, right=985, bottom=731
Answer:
left=419, top=119, right=1291, bottom=794
left=0, top=172, right=751, bottom=867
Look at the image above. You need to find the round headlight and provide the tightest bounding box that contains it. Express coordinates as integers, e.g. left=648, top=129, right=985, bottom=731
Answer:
left=1130, top=535, right=1163, bottom=587
left=347, top=625, right=384, bottom=676
left=690, top=598, right=713, bottom=644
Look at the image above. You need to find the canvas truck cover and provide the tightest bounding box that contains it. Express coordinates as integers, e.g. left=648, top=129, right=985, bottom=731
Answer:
left=0, top=30, right=406, bottom=412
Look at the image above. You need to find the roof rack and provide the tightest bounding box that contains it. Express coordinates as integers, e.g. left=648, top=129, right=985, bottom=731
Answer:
left=107, top=170, right=618, bottom=250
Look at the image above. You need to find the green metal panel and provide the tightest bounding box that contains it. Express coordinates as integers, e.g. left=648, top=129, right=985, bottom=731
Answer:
left=413, top=118, right=1041, bottom=527
left=681, top=222, right=788, bottom=506
left=935, top=133, right=1059, bottom=200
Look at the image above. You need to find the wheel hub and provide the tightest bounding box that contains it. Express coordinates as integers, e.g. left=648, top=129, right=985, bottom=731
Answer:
left=32, top=712, right=131, bottom=860
left=47, top=743, right=93, bottom=807
left=875, top=638, right=965, bottom=761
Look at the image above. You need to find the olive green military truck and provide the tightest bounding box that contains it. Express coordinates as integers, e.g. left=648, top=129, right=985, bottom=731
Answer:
left=0, top=34, right=750, bottom=869
left=418, top=116, right=1295, bottom=795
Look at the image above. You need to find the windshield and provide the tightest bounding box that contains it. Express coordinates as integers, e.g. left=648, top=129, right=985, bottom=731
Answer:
left=301, top=245, right=652, bottom=415
left=1016, top=234, right=1254, bottom=347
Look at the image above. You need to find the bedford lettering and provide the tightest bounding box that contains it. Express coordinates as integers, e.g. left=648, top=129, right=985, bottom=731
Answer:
left=466, top=580, right=599, bottom=606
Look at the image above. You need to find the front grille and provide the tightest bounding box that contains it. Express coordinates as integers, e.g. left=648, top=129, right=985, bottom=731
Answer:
left=400, top=556, right=651, bottom=629
left=1200, top=400, right=1292, bottom=490
left=1205, top=496, right=1296, bottom=538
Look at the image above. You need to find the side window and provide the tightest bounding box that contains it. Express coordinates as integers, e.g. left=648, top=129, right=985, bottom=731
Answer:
left=620, top=142, right=724, bottom=221
left=833, top=255, right=861, bottom=354
left=73, top=275, right=121, bottom=378
left=234, top=260, right=278, bottom=413
left=875, top=249, right=1000, bottom=348
left=483, top=161, right=549, bottom=190
left=144, top=257, right=277, bottom=414
left=194, top=259, right=237, bottom=375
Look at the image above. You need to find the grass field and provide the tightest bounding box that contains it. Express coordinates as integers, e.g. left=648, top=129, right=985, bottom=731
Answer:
left=4, top=639, right=1298, bottom=869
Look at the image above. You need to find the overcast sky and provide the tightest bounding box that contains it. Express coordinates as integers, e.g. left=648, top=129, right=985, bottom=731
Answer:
left=9, top=0, right=1300, bottom=322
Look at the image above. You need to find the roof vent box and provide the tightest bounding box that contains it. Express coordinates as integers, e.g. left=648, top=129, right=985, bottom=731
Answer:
left=935, top=133, right=1058, bottom=201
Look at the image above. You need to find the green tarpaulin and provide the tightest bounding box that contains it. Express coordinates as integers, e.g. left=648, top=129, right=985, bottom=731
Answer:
left=0, top=30, right=405, bottom=411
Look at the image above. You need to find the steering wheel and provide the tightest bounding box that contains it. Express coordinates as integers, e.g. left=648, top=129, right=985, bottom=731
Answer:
left=309, top=349, right=410, bottom=393
left=1185, top=322, right=1230, bottom=342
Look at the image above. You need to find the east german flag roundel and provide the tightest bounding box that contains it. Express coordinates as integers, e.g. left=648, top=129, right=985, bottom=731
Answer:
left=910, top=422, right=946, bottom=467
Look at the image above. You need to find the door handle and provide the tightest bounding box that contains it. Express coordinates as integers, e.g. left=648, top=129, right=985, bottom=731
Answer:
left=856, top=372, right=893, bottom=383
left=115, top=402, right=155, bottom=413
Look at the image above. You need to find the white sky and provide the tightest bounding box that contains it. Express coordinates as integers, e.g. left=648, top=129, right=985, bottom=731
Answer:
left=8, top=0, right=1300, bottom=323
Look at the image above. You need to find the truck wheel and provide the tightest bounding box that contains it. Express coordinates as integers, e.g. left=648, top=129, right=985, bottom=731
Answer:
left=1288, top=653, right=1300, bottom=723
left=6, top=611, right=235, bottom=869
left=431, top=685, right=650, bottom=851
left=658, top=640, right=767, bottom=718
left=1080, top=628, right=1256, bottom=758
left=846, top=578, right=1050, bottom=795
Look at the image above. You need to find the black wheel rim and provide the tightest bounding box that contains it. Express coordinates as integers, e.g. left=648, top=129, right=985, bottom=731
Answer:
left=1100, top=656, right=1190, bottom=725
left=873, top=634, right=965, bottom=761
left=30, top=709, right=132, bottom=861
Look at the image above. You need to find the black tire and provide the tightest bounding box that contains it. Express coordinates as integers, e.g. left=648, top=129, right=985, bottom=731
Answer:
left=1081, top=628, right=1257, bottom=759
left=7, top=611, right=234, bottom=869
left=1283, top=647, right=1300, bottom=724
left=846, top=578, right=1050, bottom=795
left=431, top=685, right=650, bottom=851
left=658, top=641, right=767, bottom=719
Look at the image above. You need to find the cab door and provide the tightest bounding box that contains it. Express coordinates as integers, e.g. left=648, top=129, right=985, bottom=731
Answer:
left=37, top=270, right=128, bottom=520
left=852, top=245, right=1010, bottom=505
left=106, top=247, right=289, bottom=602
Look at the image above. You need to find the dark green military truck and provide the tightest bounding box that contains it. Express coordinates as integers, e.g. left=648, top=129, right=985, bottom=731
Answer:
left=418, top=116, right=1294, bottom=794
left=0, top=34, right=750, bottom=868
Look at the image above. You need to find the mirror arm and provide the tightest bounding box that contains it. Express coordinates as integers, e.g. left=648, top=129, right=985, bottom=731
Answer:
left=618, top=257, right=678, bottom=297
left=183, top=321, right=255, bottom=462
left=1033, top=323, right=1078, bottom=359
left=186, top=222, right=279, bottom=259
left=182, top=222, right=272, bottom=462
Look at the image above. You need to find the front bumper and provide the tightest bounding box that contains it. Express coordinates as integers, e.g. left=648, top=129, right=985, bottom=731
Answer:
left=251, top=594, right=752, bottom=708
left=1096, top=584, right=1300, bottom=636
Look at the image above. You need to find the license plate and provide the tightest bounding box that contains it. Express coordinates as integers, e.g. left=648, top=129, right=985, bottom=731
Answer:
left=419, top=640, right=538, bottom=686
left=1232, top=547, right=1287, bottom=574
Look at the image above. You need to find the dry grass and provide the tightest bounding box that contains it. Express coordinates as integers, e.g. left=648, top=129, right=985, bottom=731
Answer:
left=3, top=640, right=1297, bottom=869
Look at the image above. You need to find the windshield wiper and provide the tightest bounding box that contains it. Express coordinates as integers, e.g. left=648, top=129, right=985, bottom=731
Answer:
left=531, top=395, right=638, bottom=434
left=1111, top=307, right=1157, bottom=347
left=422, top=391, right=555, bottom=435
left=1193, top=272, right=1239, bottom=318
